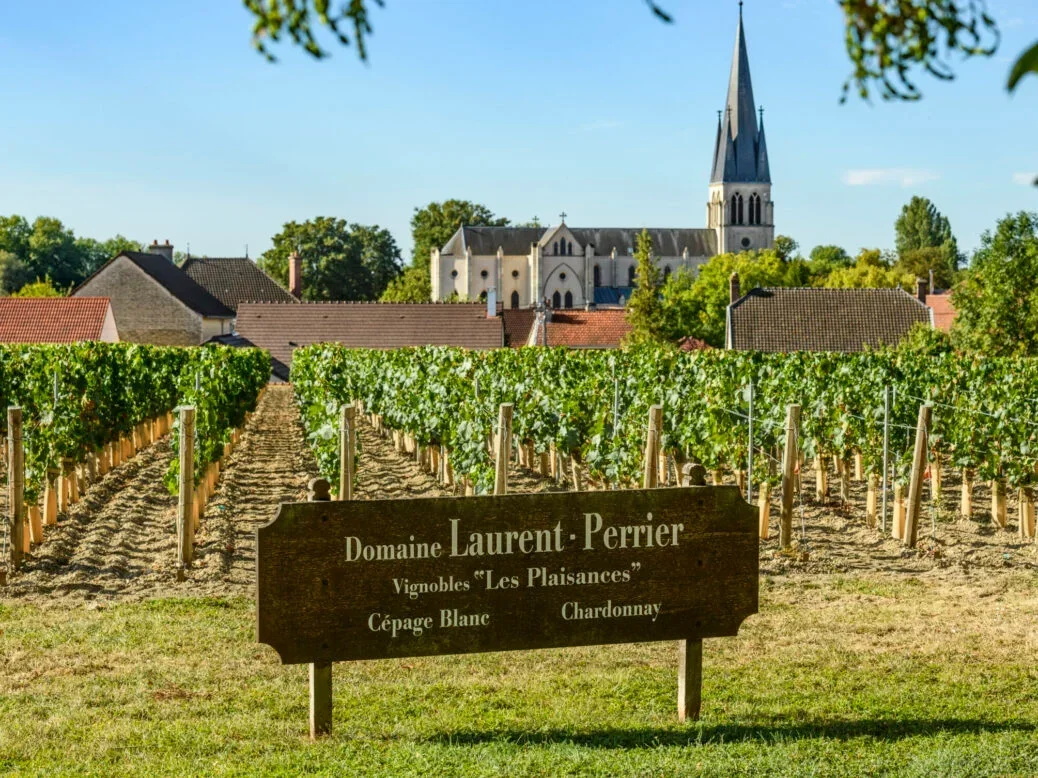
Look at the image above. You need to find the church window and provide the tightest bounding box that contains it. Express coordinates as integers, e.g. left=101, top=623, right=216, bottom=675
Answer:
left=511, top=269, right=520, bottom=278
left=553, top=241, right=559, bottom=255
left=450, top=270, right=458, bottom=278
left=741, top=237, right=751, bottom=249
left=480, top=269, right=488, bottom=278
left=552, top=291, right=561, bottom=308
left=564, top=291, right=573, bottom=309
left=568, top=241, right=573, bottom=256
left=479, top=291, right=487, bottom=302
left=628, top=265, right=636, bottom=286
left=664, top=266, right=672, bottom=281
left=510, top=290, right=520, bottom=309
left=560, top=272, right=567, bottom=281
left=737, top=194, right=744, bottom=225
left=593, top=265, right=601, bottom=287
left=731, top=195, right=738, bottom=225
left=755, top=194, right=762, bottom=225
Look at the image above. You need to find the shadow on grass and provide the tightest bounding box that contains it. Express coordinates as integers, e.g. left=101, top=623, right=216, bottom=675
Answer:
left=425, top=718, right=1036, bottom=748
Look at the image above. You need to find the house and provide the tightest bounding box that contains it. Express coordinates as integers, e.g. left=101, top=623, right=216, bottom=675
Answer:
left=725, top=274, right=932, bottom=352
left=0, top=297, right=118, bottom=343
left=226, top=302, right=505, bottom=380
left=431, top=8, right=774, bottom=308
left=502, top=308, right=632, bottom=348
left=73, top=241, right=294, bottom=346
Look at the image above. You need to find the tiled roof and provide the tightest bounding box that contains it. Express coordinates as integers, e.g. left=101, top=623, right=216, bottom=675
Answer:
left=0, top=297, right=113, bottom=343
left=546, top=310, right=631, bottom=349
left=728, top=287, right=931, bottom=352
left=74, top=252, right=234, bottom=318
left=501, top=309, right=536, bottom=347
left=926, top=292, right=957, bottom=332
left=181, top=257, right=296, bottom=312
left=234, top=302, right=505, bottom=380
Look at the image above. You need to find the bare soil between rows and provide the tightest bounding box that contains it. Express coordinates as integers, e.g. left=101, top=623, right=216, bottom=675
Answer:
left=2, top=385, right=1035, bottom=605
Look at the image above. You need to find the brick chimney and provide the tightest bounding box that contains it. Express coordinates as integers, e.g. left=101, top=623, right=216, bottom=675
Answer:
left=289, top=252, right=303, bottom=299
left=729, top=272, right=741, bottom=304
left=149, top=239, right=174, bottom=263
left=915, top=277, right=927, bottom=304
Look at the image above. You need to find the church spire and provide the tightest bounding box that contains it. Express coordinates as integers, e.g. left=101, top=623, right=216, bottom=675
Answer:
left=710, top=6, right=767, bottom=184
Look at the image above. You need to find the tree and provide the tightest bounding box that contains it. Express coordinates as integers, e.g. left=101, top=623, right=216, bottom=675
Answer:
left=895, top=196, right=957, bottom=255
left=12, top=276, right=65, bottom=298
left=623, top=230, right=668, bottom=346
left=773, top=235, right=800, bottom=262
left=951, top=212, right=1038, bottom=356
left=380, top=266, right=431, bottom=303
left=75, top=235, right=143, bottom=276
left=807, top=244, right=852, bottom=283
left=823, top=248, right=914, bottom=289
left=258, top=217, right=397, bottom=301
left=381, top=199, right=509, bottom=303
left=26, top=217, right=84, bottom=289
left=351, top=224, right=403, bottom=296
left=661, top=249, right=789, bottom=347
left=0, top=215, right=31, bottom=259
left=242, top=2, right=1036, bottom=102
left=894, top=197, right=960, bottom=288
left=897, top=244, right=958, bottom=289
left=410, top=199, right=508, bottom=273
left=0, top=251, right=32, bottom=295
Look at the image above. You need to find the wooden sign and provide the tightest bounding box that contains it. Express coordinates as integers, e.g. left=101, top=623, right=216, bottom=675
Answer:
left=257, top=487, right=758, bottom=666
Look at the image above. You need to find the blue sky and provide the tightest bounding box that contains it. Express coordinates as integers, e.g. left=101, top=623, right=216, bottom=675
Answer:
left=0, top=0, right=1035, bottom=262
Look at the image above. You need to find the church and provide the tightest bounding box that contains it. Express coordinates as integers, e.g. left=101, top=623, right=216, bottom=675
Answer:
left=430, top=8, right=774, bottom=309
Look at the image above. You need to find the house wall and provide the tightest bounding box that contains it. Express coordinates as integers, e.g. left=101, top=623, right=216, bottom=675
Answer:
left=75, top=257, right=203, bottom=345
left=201, top=316, right=233, bottom=341
left=99, top=307, right=119, bottom=342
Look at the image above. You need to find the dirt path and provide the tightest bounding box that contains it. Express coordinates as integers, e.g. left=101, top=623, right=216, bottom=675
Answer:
left=188, top=384, right=319, bottom=597
left=3, top=438, right=179, bottom=602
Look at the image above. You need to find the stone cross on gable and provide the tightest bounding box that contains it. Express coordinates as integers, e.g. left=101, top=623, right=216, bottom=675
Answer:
left=559, top=211, right=567, bottom=223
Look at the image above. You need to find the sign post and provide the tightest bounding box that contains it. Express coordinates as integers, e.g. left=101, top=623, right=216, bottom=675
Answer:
left=257, top=485, right=758, bottom=733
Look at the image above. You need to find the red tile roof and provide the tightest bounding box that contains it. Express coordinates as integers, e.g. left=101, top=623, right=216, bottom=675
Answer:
left=0, top=297, right=114, bottom=343
left=927, top=292, right=957, bottom=332
left=501, top=309, right=537, bottom=347
left=545, top=310, right=631, bottom=348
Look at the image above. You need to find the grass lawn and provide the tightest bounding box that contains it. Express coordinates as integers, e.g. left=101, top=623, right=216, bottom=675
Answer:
left=1, top=574, right=1036, bottom=777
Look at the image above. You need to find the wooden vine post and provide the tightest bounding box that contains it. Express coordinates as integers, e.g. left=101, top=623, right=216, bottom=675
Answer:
left=493, top=404, right=513, bottom=497
left=177, top=406, right=196, bottom=569
left=643, top=405, right=663, bottom=490
left=903, top=404, right=932, bottom=549
left=308, top=477, right=333, bottom=739
left=779, top=404, right=800, bottom=550
left=8, top=407, right=24, bottom=571
left=338, top=403, right=356, bottom=501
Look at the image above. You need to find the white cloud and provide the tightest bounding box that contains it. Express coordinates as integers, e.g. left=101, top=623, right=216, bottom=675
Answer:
left=842, top=168, right=940, bottom=187
left=1012, top=172, right=1037, bottom=186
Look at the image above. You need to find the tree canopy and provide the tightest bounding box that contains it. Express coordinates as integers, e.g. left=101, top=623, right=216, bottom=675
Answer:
left=893, top=196, right=959, bottom=288
left=661, top=249, right=794, bottom=347
left=0, top=215, right=141, bottom=293
left=823, top=248, right=913, bottom=289
left=380, top=199, right=508, bottom=303
left=951, top=211, right=1038, bottom=356
left=258, top=217, right=402, bottom=301
left=623, top=230, right=668, bottom=346
left=242, top=1, right=1037, bottom=101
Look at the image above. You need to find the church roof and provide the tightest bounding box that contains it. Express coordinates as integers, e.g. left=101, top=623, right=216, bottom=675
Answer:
left=711, top=9, right=770, bottom=184
left=442, top=226, right=716, bottom=258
